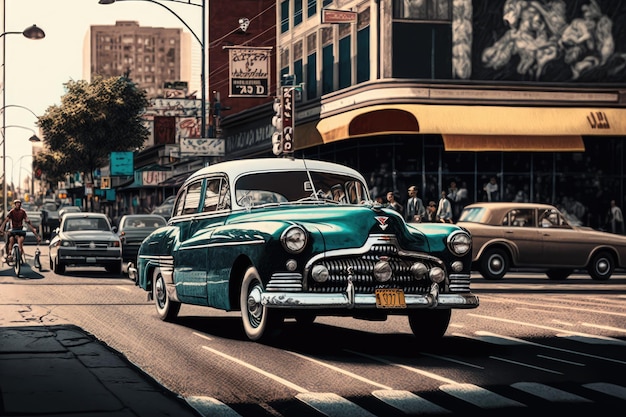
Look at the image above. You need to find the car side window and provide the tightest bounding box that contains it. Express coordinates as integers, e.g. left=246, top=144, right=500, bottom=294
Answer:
left=202, top=177, right=231, bottom=212
left=506, top=209, right=535, bottom=227
left=174, top=181, right=203, bottom=216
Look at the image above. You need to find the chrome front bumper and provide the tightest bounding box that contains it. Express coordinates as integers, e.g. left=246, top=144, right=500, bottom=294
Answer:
left=261, top=282, right=479, bottom=310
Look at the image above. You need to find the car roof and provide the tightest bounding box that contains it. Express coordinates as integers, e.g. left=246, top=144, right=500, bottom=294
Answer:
left=464, top=202, right=557, bottom=211
left=62, top=212, right=108, bottom=220
left=184, top=158, right=367, bottom=187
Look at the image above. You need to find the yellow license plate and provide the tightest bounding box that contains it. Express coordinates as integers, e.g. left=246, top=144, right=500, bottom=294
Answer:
left=375, top=289, right=406, bottom=308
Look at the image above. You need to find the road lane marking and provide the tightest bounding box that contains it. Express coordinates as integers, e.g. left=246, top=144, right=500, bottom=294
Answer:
left=581, top=322, right=626, bottom=333
left=287, top=351, right=453, bottom=414
left=583, top=382, right=626, bottom=400
left=469, top=314, right=626, bottom=343
left=489, top=356, right=563, bottom=375
left=536, top=354, right=585, bottom=366
left=555, top=333, right=626, bottom=345
left=287, top=351, right=393, bottom=389
left=296, top=393, right=376, bottom=417
left=440, top=383, right=525, bottom=408
left=511, top=382, right=592, bottom=402
left=372, top=390, right=451, bottom=414
left=115, top=286, right=131, bottom=292
left=456, top=331, right=626, bottom=366
left=186, top=396, right=243, bottom=417
left=419, top=352, right=484, bottom=369
left=192, top=332, right=213, bottom=341
left=551, top=319, right=574, bottom=326
left=200, top=345, right=309, bottom=393
left=346, top=349, right=458, bottom=384
left=474, top=297, right=626, bottom=317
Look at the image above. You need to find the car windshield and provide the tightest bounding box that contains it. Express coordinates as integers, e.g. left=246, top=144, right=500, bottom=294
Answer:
left=124, top=217, right=166, bottom=229
left=235, top=171, right=369, bottom=206
left=458, top=207, right=486, bottom=223
left=64, top=217, right=110, bottom=232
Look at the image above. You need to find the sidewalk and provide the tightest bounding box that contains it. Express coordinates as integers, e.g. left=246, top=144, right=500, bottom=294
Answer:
left=0, top=323, right=201, bottom=417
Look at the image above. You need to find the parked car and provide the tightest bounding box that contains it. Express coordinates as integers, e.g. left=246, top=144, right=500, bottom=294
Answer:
left=49, top=212, right=122, bottom=275
left=129, top=158, right=477, bottom=342
left=117, top=214, right=167, bottom=265
left=151, top=195, right=176, bottom=220
left=457, top=202, right=626, bottom=281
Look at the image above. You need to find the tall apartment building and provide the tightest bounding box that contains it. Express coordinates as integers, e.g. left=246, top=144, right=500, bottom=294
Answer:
left=84, top=20, right=195, bottom=99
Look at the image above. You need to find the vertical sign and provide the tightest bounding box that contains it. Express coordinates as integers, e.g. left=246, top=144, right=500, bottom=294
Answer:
left=226, top=46, right=272, bottom=98
left=282, top=87, right=294, bottom=155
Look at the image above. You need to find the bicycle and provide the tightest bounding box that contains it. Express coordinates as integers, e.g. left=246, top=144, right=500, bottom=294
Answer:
left=5, top=241, right=23, bottom=277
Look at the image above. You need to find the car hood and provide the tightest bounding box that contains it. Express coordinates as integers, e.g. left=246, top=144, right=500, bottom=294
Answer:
left=224, top=204, right=442, bottom=252
left=59, top=231, right=119, bottom=241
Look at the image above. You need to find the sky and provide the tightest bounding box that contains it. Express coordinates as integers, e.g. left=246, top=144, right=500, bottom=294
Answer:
left=2, top=0, right=203, bottom=192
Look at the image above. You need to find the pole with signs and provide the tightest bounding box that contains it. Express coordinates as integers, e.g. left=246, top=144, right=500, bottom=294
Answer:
left=281, top=86, right=294, bottom=155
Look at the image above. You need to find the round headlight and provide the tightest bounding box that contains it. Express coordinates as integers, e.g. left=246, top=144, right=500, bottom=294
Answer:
left=448, top=231, right=471, bottom=256
left=374, top=260, right=393, bottom=282
left=281, top=225, right=307, bottom=254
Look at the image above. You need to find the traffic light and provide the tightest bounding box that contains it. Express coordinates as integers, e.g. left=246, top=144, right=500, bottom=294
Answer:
left=271, top=98, right=283, bottom=156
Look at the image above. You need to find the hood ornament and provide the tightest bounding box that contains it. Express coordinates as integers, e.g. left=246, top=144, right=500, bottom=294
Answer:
left=375, top=216, right=389, bottom=231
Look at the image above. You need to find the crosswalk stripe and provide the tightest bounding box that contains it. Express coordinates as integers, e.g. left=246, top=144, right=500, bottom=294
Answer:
left=511, top=382, right=592, bottom=402
left=186, top=396, right=243, bottom=417
left=296, top=392, right=376, bottom=417
left=372, top=389, right=451, bottom=414
left=440, top=383, right=526, bottom=409
left=583, top=382, right=626, bottom=400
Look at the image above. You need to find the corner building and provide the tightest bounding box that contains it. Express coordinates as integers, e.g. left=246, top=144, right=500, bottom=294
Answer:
left=222, top=0, right=626, bottom=229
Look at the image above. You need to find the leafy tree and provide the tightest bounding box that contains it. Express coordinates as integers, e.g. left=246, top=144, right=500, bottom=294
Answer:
left=35, top=75, right=149, bottom=187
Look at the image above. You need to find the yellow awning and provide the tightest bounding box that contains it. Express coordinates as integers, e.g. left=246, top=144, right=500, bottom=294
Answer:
left=315, top=104, right=626, bottom=144
left=442, top=134, right=585, bottom=152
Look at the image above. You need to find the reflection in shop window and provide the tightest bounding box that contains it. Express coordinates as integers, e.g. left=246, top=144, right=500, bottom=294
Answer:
left=394, top=0, right=451, bottom=20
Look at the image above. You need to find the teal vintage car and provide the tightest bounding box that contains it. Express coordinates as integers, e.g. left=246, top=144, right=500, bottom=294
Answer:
left=129, top=158, right=478, bottom=342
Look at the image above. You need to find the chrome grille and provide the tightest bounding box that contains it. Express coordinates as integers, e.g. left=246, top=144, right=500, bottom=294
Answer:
left=267, top=273, right=303, bottom=291
left=75, top=241, right=111, bottom=249
left=307, top=242, right=441, bottom=295
left=449, top=274, right=471, bottom=293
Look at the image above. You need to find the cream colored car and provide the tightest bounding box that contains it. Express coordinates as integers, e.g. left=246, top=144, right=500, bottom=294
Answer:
left=457, top=202, right=626, bottom=280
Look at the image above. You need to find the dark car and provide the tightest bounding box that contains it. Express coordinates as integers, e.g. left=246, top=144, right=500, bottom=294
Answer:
left=41, top=201, right=60, bottom=238
left=457, top=202, right=626, bottom=280
left=130, top=158, right=478, bottom=342
left=151, top=195, right=176, bottom=220
left=49, top=212, right=122, bottom=275
left=117, top=214, right=167, bottom=265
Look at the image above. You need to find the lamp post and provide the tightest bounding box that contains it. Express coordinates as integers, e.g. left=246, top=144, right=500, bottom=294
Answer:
left=98, top=0, right=207, bottom=138
left=0, top=124, right=41, bottom=201
left=1, top=15, right=45, bottom=215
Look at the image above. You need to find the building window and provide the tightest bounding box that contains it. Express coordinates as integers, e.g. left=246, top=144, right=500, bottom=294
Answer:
left=281, top=0, right=290, bottom=33
left=356, top=8, right=370, bottom=84
left=321, top=27, right=333, bottom=94
left=294, top=59, right=303, bottom=91
left=322, top=0, right=332, bottom=6
left=306, top=52, right=317, bottom=99
left=307, top=0, right=316, bottom=18
left=394, top=0, right=451, bottom=21
left=294, top=0, right=303, bottom=26
left=338, top=35, right=351, bottom=89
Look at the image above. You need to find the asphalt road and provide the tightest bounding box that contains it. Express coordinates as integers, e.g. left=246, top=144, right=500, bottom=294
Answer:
left=1, top=245, right=625, bottom=417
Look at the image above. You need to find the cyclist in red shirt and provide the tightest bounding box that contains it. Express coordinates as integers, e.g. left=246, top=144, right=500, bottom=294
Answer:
left=1, top=199, right=40, bottom=263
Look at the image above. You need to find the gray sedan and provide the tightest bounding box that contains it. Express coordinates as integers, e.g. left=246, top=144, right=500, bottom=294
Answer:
left=49, top=212, right=123, bottom=275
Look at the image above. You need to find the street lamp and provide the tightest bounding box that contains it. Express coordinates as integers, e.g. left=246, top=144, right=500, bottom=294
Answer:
left=1, top=17, right=45, bottom=215
left=98, top=0, right=207, bottom=138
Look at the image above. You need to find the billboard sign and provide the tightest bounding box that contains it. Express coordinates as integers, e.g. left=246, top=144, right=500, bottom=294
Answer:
left=110, top=152, right=134, bottom=176
left=226, top=46, right=272, bottom=98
